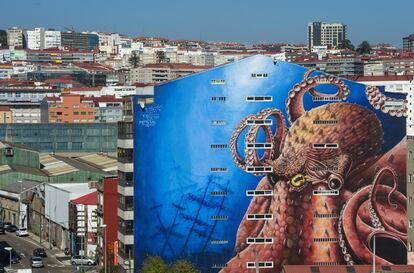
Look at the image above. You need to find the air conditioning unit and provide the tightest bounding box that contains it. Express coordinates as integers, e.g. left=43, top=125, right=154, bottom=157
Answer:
left=88, top=181, right=98, bottom=189
left=4, top=147, right=13, bottom=157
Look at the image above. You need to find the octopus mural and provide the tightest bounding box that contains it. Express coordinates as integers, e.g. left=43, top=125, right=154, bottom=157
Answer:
left=224, top=71, right=408, bottom=272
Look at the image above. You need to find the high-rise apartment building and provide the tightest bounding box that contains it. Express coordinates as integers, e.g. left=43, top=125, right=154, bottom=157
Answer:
left=7, top=27, right=24, bottom=47
left=117, top=89, right=153, bottom=273
left=403, top=34, right=414, bottom=52
left=307, top=22, right=346, bottom=50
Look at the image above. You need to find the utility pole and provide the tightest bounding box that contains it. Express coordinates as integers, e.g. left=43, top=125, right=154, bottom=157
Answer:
left=373, top=234, right=376, bottom=273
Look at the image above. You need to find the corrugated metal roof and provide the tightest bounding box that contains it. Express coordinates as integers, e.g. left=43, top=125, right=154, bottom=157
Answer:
left=76, top=154, right=117, bottom=172
left=40, top=154, right=78, bottom=176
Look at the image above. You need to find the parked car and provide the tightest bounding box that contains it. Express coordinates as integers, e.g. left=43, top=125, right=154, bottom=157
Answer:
left=33, top=248, right=47, bottom=258
left=0, top=226, right=4, bottom=235
left=5, top=225, right=17, bottom=232
left=71, top=256, right=96, bottom=266
left=15, top=228, right=28, bottom=237
left=2, top=223, right=11, bottom=229
left=30, top=256, right=44, bottom=268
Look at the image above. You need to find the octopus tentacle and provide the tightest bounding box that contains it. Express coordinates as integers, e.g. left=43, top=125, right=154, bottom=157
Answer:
left=230, top=114, right=256, bottom=170
left=285, top=73, right=350, bottom=124
left=231, top=108, right=286, bottom=174
left=369, top=167, right=407, bottom=238
left=341, top=184, right=406, bottom=265
left=365, top=86, right=408, bottom=117
left=234, top=177, right=273, bottom=254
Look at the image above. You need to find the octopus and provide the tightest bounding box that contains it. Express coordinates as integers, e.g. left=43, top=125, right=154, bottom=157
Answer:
left=222, top=70, right=408, bottom=273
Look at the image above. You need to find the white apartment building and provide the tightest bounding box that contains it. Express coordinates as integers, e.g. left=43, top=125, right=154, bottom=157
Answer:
left=25, top=28, right=44, bottom=50
left=7, top=27, right=24, bottom=47
left=25, top=28, right=61, bottom=50
left=44, top=30, right=61, bottom=49
left=308, top=22, right=347, bottom=50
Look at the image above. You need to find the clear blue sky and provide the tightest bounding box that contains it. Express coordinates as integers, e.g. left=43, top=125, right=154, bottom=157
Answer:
left=1, top=0, right=413, bottom=47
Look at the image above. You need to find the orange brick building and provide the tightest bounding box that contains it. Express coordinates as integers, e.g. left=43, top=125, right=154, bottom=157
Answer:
left=41, top=94, right=95, bottom=123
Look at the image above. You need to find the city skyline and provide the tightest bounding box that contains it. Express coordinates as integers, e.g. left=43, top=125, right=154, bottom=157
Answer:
left=1, top=0, right=414, bottom=47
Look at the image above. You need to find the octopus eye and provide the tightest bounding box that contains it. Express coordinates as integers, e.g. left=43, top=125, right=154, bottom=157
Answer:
left=290, top=173, right=306, bottom=188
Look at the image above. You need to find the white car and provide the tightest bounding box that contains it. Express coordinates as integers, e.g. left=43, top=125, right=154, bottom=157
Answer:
left=16, top=228, right=29, bottom=237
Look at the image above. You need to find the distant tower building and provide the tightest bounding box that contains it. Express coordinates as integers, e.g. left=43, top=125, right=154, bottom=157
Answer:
left=403, top=34, right=414, bottom=51
left=6, top=27, right=24, bottom=47
left=307, top=22, right=347, bottom=50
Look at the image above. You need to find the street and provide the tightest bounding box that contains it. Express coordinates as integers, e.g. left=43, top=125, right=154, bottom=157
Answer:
left=0, top=232, right=96, bottom=273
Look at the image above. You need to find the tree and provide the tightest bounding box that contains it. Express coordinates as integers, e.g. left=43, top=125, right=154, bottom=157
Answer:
left=0, top=30, right=7, bottom=48
left=129, top=51, right=141, bottom=68
left=156, top=50, right=167, bottom=63
left=339, top=39, right=354, bottom=51
left=141, top=256, right=168, bottom=273
left=170, top=260, right=200, bottom=273
left=356, top=40, right=372, bottom=55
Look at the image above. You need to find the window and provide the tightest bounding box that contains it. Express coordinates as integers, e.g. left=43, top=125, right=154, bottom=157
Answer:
left=211, top=97, right=226, bottom=101
left=246, top=143, right=272, bottom=149
left=246, top=96, right=272, bottom=102
left=211, top=191, right=227, bottom=196
left=312, top=143, right=338, bottom=149
left=313, top=119, right=338, bottom=125
left=410, top=151, right=413, bottom=160
left=410, top=174, right=412, bottom=184
left=212, top=120, right=227, bottom=126
left=246, top=237, right=273, bottom=244
left=251, top=73, right=269, bottom=78
left=247, top=214, right=273, bottom=220
left=210, top=79, right=225, bottom=85
left=211, top=240, right=228, bottom=244
left=118, top=171, right=133, bottom=186
left=210, top=144, right=228, bottom=149
left=246, top=166, right=273, bottom=173
left=313, top=189, right=339, bottom=196
left=246, top=119, right=272, bottom=125
left=246, top=190, right=273, bottom=196
left=246, top=262, right=273, bottom=269
left=312, top=96, right=342, bottom=101
left=118, top=148, right=133, bottom=163
left=313, top=238, right=339, bottom=242
left=74, top=112, right=79, bottom=115
left=210, top=167, right=228, bottom=172
left=81, top=112, right=86, bottom=115
left=211, top=215, right=228, bottom=221
left=314, top=212, right=339, bottom=219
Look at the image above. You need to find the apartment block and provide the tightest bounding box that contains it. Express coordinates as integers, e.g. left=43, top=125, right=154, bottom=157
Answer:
left=308, top=22, right=347, bottom=50
left=7, top=27, right=24, bottom=47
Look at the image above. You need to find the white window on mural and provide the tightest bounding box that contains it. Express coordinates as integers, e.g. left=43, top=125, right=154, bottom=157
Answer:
left=246, top=237, right=273, bottom=244
left=211, top=79, right=225, bottom=85
left=384, top=100, right=405, bottom=110
left=251, top=73, right=269, bottom=78
left=246, top=143, right=272, bottom=149
left=247, top=214, right=273, bottom=220
left=312, top=143, right=338, bottom=149
left=246, top=119, right=272, bottom=125
left=246, top=96, right=273, bottom=102
left=246, top=166, right=273, bottom=173
left=246, top=190, right=273, bottom=196
left=312, top=189, right=339, bottom=196
left=246, top=262, right=273, bottom=269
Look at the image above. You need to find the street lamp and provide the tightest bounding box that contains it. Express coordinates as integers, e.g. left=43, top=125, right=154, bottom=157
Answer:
left=100, top=224, right=107, bottom=273
left=4, top=247, right=12, bottom=270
